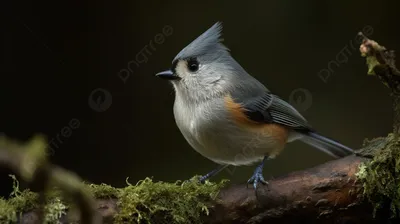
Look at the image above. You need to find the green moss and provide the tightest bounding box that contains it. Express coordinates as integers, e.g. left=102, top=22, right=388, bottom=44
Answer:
left=356, top=134, right=400, bottom=218
left=87, top=183, right=120, bottom=199
left=0, top=175, right=71, bottom=223
left=0, top=175, right=39, bottom=223
left=114, top=176, right=227, bottom=224
left=0, top=175, right=228, bottom=223
left=4, top=175, right=39, bottom=219
left=0, top=198, right=17, bottom=223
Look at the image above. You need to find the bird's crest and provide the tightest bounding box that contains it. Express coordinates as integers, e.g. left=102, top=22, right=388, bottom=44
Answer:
left=173, top=22, right=229, bottom=62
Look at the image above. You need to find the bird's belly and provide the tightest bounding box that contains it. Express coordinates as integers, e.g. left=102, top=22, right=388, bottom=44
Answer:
left=193, top=122, right=288, bottom=166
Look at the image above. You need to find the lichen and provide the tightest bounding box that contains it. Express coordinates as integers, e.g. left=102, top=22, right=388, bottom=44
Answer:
left=43, top=198, right=67, bottom=223
left=0, top=175, right=228, bottom=223
left=356, top=134, right=400, bottom=218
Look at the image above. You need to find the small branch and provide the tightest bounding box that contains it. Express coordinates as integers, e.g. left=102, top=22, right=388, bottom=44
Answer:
left=359, top=33, right=400, bottom=135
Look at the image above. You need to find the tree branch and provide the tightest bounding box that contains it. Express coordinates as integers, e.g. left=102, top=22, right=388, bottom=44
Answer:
left=206, top=155, right=369, bottom=223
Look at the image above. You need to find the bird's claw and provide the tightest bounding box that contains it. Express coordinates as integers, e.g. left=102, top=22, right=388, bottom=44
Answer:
left=247, top=170, right=268, bottom=189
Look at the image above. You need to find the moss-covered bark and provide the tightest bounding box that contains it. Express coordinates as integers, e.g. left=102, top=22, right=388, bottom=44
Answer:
left=356, top=134, right=400, bottom=218
left=355, top=33, right=400, bottom=219
left=0, top=175, right=227, bottom=224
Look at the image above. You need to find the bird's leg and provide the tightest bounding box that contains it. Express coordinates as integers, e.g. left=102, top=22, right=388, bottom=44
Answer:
left=199, top=164, right=229, bottom=183
left=247, top=156, right=269, bottom=189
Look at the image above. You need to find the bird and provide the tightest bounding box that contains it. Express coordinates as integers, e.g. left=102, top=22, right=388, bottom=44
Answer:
left=155, top=22, right=353, bottom=189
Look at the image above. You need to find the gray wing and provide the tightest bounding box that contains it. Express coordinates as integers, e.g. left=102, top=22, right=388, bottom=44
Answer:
left=234, top=92, right=313, bottom=131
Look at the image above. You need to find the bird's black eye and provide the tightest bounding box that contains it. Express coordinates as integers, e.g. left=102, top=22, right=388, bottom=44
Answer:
left=187, top=58, right=199, bottom=72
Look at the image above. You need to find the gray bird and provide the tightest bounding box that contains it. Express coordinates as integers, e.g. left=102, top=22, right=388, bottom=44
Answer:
left=156, top=22, right=353, bottom=189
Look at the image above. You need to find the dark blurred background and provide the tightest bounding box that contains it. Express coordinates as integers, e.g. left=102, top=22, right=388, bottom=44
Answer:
left=1, top=0, right=398, bottom=197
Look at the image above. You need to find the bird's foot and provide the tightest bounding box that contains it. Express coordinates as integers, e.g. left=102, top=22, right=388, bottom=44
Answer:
left=247, top=166, right=268, bottom=189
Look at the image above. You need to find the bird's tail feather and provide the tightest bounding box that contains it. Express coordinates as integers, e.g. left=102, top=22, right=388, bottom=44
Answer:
left=299, top=132, right=353, bottom=158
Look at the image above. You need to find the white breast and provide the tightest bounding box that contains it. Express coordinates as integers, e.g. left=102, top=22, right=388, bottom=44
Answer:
left=173, top=96, right=206, bottom=157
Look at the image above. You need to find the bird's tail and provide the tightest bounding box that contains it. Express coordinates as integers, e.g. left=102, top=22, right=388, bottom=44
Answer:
left=299, top=132, right=353, bottom=158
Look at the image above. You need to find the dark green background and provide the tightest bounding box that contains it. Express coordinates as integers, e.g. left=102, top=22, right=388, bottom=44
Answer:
left=1, top=0, right=398, bottom=195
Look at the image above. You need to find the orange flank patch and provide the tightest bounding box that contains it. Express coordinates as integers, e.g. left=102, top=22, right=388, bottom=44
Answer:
left=224, top=94, right=260, bottom=126
left=224, top=94, right=289, bottom=147
left=263, top=124, right=289, bottom=147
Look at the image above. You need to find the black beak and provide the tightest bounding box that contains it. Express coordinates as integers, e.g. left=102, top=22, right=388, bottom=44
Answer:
left=155, top=70, right=180, bottom=80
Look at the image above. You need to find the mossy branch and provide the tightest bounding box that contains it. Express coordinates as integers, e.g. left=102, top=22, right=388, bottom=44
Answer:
left=0, top=135, right=100, bottom=223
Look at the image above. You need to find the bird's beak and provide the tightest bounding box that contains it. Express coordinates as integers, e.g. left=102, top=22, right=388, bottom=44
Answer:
left=155, top=70, right=180, bottom=80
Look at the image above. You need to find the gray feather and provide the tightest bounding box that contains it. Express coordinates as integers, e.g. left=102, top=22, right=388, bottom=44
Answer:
left=269, top=95, right=310, bottom=129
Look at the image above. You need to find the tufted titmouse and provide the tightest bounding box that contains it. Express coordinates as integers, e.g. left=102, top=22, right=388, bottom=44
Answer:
left=156, top=22, right=353, bottom=189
